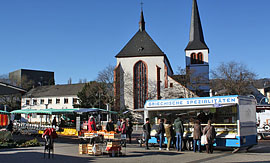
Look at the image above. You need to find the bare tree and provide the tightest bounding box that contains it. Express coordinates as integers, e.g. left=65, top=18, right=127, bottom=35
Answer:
left=96, top=64, right=114, bottom=84
left=174, top=66, right=208, bottom=96
left=77, top=81, right=113, bottom=108
left=211, top=61, right=257, bottom=95
left=0, top=74, right=10, bottom=83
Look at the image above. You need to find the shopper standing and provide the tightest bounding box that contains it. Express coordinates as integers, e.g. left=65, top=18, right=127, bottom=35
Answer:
left=193, top=120, right=203, bottom=152
left=126, top=118, right=133, bottom=143
left=158, top=118, right=165, bottom=150
left=106, top=119, right=115, bottom=132
left=165, top=121, right=173, bottom=151
left=143, top=118, right=151, bottom=150
left=203, top=120, right=216, bottom=154
left=174, top=117, right=184, bottom=152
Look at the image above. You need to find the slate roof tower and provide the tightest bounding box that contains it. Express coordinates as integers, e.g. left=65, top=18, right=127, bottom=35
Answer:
left=185, top=0, right=210, bottom=96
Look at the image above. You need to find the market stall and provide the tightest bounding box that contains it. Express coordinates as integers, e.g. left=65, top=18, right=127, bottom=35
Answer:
left=74, top=108, right=123, bottom=156
left=144, top=95, right=257, bottom=152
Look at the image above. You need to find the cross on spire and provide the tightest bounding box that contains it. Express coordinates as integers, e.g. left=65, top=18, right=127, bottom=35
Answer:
left=140, top=1, right=144, bottom=11
left=139, top=1, right=145, bottom=31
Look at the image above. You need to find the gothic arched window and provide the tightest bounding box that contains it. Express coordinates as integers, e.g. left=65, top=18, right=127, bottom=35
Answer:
left=133, top=61, right=148, bottom=109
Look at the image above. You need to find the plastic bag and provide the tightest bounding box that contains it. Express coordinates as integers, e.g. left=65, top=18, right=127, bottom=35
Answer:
left=201, top=134, right=207, bottom=145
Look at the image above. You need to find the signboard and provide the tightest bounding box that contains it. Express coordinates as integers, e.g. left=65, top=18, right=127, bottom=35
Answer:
left=145, top=96, right=238, bottom=109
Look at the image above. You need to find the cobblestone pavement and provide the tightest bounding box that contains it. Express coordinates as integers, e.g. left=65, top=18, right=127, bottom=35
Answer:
left=0, top=136, right=270, bottom=163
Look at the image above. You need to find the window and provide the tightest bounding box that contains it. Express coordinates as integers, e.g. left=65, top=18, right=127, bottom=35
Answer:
left=170, top=83, right=173, bottom=88
left=197, top=53, right=203, bottom=64
left=48, top=99, right=52, bottom=104
left=64, top=98, right=68, bottom=104
left=191, top=53, right=196, bottom=64
left=134, top=61, right=147, bottom=109
left=33, top=99, right=37, bottom=105
left=56, top=99, right=60, bottom=104
left=190, top=52, right=204, bottom=64
left=73, top=98, right=78, bottom=104
left=40, top=99, right=44, bottom=104
left=157, top=66, right=161, bottom=100
left=26, top=100, right=30, bottom=105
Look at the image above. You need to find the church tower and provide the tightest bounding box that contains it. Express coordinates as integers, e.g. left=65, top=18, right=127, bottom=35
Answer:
left=185, top=0, right=210, bottom=96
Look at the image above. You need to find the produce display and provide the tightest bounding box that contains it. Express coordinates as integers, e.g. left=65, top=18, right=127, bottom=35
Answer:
left=79, top=130, right=123, bottom=156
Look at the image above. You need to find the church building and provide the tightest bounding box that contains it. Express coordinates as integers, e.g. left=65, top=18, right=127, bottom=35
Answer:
left=114, top=0, right=209, bottom=112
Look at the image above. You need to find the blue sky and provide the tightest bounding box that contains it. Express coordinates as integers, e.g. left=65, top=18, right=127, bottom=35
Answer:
left=0, top=0, right=269, bottom=84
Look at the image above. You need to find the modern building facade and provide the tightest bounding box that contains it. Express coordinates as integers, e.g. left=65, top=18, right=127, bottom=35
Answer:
left=9, top=69, right=55, bottom=90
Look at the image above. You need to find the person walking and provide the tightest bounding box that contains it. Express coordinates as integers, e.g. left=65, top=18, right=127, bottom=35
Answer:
left=165, top=121, right=173, bottom=151
left=174, top=117, right=184, bottom=152
left=193, top=120, right=203, bottom=152
left=126, top=118, right=133, bottom=143
left=143, top=118, right=151, bottom=150
left=158, top=118, right=165, bottom=150
left=203, top=120, right=216, bottom=154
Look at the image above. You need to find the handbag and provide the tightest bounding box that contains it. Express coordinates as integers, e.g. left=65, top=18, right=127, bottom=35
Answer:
left=201, top=134, right=207, bottom=145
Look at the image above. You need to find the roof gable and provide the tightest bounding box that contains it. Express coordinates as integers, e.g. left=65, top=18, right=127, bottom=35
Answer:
left=23, top=83, right=85, bottom=98
left=115, top=30, right=165, bottom=58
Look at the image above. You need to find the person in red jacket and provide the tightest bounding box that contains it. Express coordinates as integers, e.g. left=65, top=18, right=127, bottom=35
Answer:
left=42, top=128, right=58, bottom=146
left=88, top=116, right=97, bottom=131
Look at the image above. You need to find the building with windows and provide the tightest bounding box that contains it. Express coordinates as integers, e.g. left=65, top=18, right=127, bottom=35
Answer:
left=114, top=0, right=209, bottom=113
left=21, top=83, right=84, bottom=122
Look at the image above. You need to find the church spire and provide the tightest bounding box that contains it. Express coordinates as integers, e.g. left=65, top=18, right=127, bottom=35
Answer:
left=185, top=0, right=208, bottom=50
left=139, top=2, right=145, bottom=32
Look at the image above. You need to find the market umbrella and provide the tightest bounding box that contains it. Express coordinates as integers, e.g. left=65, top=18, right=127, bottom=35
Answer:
left=0, top=110, right=10, bottom=115
left=73, top=108, right=99, bottom=114
left=11, top=109, right=37, bottom=114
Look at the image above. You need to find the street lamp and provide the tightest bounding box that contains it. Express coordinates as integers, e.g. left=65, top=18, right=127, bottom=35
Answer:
left=248, top=95, right=257, bottom=104
left=259, top=97, right=269, bottom=104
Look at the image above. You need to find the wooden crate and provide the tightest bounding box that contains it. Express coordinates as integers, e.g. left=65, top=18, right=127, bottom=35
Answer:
left=107, top=141, right=120, bottom=147
left=79, top=144, right=87, bottom=154
left=108, top=133, right=121, bottom=139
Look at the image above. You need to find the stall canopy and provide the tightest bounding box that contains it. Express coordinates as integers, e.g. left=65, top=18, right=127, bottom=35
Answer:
left=73, top=108, right=118, bottom=114
left=11, top=108, right=79, bottom=115
left=0, top=110, right=10, bottom=115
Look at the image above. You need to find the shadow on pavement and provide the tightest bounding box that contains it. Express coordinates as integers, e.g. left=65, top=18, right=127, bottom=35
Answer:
left=186, top=153, right=231, bottom=163
left=0, top=151, right=94, bottom=163
left=125, top=150, right=181, bottom=157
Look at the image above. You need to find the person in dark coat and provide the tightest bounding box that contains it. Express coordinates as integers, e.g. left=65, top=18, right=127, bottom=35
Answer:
left=52, top=117, right=57, bottom=128
left=203, top=120, right=216, bottom=154
left=126, top=118, right=133, bottom=143
left=158, top=118, right=165, bottom=150
left=6, top=120, right=13, bottom=133
left=174, top=117, right=184, bottom=151
left=106, top=119, right=115, bottom=132
left=193, top=120, right=203, bottom=152
left=143, top=118, right=151, bottom=150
